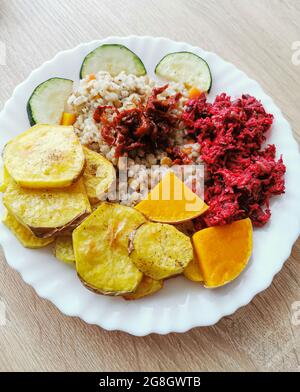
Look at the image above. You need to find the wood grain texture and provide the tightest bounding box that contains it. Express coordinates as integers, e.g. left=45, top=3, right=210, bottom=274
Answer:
left=0, top=0, right=300, bottom=372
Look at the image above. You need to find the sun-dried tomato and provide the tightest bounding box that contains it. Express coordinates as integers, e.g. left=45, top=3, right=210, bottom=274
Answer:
left=94, top=85, right=181, bottom=157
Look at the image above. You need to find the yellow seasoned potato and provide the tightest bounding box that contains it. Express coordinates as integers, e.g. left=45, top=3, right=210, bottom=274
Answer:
left=0, top=166, right=9, bottom=192
left=123, top=276, right=163, bottom=300
left=91, top=201, right=102, bottom=211
left=183, top=256, right=203, bottom=282
left=130, top=222, right=193, bottom=280
left=3, top=124, right=85, bottom=189
left=73, top=202, right=146, bottom=295
left=3, top=173, right=91, bottom=238
left=2, top=211, right=54, bottom=248
left=54, top=236, right=75, bottom=264
left=82, top=147, right=115, bottom=204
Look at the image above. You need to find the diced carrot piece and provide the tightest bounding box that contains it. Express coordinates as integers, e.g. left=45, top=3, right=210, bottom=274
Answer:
left=89, top=73, right=96, bottom=81
left=61, top=112, right=77, bottom=126
left=189, top=87, right=202, bottom=99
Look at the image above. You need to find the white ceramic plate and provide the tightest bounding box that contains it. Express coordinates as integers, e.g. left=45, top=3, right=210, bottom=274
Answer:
left=1, top=36, right=300, bottom=336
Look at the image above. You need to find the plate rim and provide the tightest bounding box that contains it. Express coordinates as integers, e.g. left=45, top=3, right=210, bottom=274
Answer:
left=1, top=35, right=300, bottom=336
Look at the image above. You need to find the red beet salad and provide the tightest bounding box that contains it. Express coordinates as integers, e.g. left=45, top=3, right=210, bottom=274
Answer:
left=182, top=93, right=285, bottom=227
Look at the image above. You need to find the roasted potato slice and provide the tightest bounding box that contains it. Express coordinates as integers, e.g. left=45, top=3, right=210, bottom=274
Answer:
left=54, top=236, right=75, bottom=264
left=3, top=124, right=85, bottom=188
left=3, top=174, right=91, bottom=238
left=123, top=276, right=163, bottom=300
left=183, top=256, right=203, bottom=282
left=0, top=166, right=9, bottom=192
left=130, top=222, right=193, bottom=280
left=82, top=147, right=115, bottom=204
left=73, top=202, right=146, bottom=295
left=2, top=211, right=54, bottom=248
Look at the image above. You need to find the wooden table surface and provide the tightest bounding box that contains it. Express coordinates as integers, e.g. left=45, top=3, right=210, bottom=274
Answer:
left=0, top=0, right=299, bottom=372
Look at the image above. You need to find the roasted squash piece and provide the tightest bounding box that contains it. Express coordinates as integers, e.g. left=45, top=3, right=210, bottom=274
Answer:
left=130, top=222, right=193, bottom=280
left=135, top=171, right=208, bottom=223
left=3, top=124, right=85, bottom=189
left=193, top=218, right=253, bottom=288
left=73, top=202, right=146, bottom=295
left=2, top=211, right=54, bottom=248
left=3, top=174, right=91, bottom=238
left=82, top=147, right=115, bottom=204
left=123, top=276, right=163, bottom=300
left=183, top=256, right=203, bottom=282
left=54, top=236, right=75, bottom=264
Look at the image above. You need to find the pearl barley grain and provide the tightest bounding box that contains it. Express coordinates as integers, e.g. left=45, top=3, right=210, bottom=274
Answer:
left=68, top=71, right=202, bottom=207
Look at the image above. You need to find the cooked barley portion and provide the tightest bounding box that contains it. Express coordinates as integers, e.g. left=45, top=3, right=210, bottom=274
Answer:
left=68, top=71, right=203, bottom=206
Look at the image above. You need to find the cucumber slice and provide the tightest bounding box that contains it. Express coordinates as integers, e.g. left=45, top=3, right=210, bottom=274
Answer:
left=80, top=44, right=146, bottom=79
left=155, top=52, right=212, bottom=93
left=27, top=78, right=73, bottom=126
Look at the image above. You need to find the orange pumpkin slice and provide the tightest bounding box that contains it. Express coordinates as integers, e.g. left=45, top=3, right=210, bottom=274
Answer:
left=192, top=218, right=252, bottom=288
left=135, top=171, right=208, bottom=223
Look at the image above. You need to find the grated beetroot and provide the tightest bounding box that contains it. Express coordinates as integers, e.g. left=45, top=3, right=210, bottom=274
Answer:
left=182, top=93, right=286, bottom=227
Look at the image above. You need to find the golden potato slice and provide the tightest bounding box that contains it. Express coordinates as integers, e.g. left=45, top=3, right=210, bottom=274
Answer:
left=130, top=222, right=193, bottom=280
left=54, top=236, right=75, bottom=264
left=183, top=256, right=203, bottom=282
left=2, top=211, right=54, bottom=248
left=73, top=202, right=146, bottom=295
left=3, top=124, right=85, bottom=188
left=0, top=166, right=9, bottom=193
left=91, top=201, right=102, bottom=211
left=82, top=147, right=116, bottom=204
left=3, top=174, right=91, bottom=238
left=123, top=276, right=163, bottom=300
